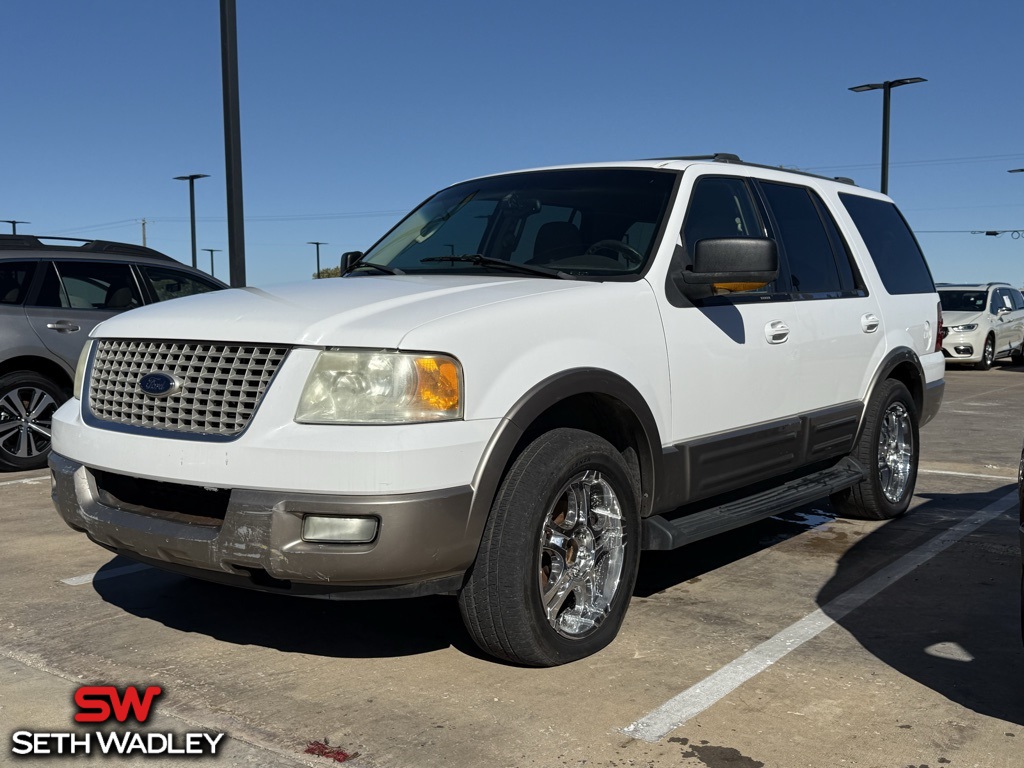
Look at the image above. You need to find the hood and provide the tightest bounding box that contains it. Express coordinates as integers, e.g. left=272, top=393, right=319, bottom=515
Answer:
left=92, top=274, right=590, bottom=348
left=941, top=310, right=983, bottom=327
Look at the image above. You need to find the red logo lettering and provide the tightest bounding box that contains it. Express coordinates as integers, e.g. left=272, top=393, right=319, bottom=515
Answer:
left=73, top=685, right=163, bottom=723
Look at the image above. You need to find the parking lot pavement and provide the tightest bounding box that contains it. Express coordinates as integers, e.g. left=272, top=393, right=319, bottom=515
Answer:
left=1, top=365, right=1022, bottom=767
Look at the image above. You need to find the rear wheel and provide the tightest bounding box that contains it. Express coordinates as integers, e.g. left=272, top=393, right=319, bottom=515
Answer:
left=1011, top=340, right=1024, bottom=365
left=832, top=379, right=919, bottom=521
left=0, top=372, right=66, bottom=471
left=458, top=428, right=640, bottom=666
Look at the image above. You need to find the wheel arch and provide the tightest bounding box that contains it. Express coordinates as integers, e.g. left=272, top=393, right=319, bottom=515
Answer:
left=468, top=369, right=663, bottom=536
left=0, top=354, right=74, bottom=394
left=862, top=347, right=925, bottom=429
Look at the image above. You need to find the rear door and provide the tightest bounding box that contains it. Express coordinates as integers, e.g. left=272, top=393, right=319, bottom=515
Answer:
left=755, top=180, right=885, bottom=411
left=23, top=260, right=144, bottom=368
left=0, top=259, right=41, bottom=361
left=992, top=287, right=1022, bottom=355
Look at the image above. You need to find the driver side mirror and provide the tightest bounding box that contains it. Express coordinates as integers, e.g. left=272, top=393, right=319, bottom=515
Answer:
left=341, top=251, right=363, bottom=275
left=678, top=238, right=778, bottom=296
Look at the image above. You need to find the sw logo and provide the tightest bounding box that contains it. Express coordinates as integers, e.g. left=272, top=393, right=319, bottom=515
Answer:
left=74, top=685, right=163, bottom=723
left=9, top=684, right=225, bottom=758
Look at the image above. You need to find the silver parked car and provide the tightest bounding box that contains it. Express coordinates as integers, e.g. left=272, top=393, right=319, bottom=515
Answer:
left=938, top=282, right=1024, bottom=369
left=0, top=235, right=226, bottom=470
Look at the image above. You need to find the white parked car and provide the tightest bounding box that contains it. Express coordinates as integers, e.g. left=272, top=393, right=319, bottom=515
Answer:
left=938, top=282, right=1024, bottom=369
left=51, top=154, right=945, bottom=666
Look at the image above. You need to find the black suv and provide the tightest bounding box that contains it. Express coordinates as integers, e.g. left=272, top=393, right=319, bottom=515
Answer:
left=0, top=235, right=226, bottom=470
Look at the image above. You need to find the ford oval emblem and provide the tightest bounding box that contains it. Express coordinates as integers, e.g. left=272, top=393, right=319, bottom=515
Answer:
left=137, top=372, right=182, bottom=398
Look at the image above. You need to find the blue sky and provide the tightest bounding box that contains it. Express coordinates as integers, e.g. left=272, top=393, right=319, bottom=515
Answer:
left=3, top=0, right=1023, bottom=287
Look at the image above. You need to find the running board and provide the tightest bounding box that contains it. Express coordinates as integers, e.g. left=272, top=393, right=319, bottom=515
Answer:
left=642, top=457, right=865, bottom=550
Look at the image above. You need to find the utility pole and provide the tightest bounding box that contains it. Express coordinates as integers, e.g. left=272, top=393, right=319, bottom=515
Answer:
left=308, top=241, right=327, bottom=277
left=173, top=174, right=209, bottom=268
left=203, top=248, right=222, bottom=277
left=2, top=220, right=29, bottom=234
left=140, top=218, right=147, bottom=246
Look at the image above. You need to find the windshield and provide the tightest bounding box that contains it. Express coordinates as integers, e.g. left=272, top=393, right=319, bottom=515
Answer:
left=939, top=290, right=987, bottom=313
left=361, top=168, right=676, bottom=277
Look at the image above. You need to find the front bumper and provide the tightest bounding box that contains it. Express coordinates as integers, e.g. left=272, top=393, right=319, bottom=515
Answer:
left=51, top=452, right=477, bottom=596
left=941, top=330, right=984, bottom=363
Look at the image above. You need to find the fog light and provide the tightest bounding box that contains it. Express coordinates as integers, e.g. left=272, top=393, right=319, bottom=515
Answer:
left=954, top=345, right=972, bottom=355
left=302, top=515, right=378, bottom=543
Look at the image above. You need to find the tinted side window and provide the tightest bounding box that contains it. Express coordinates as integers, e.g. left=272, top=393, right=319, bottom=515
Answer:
left=0, top=260, right=37, bottom=305
left=140, top=266, right=221, bottom=302
left=683, top=177, right=763, bottom=251
left=33, top=261, right=142, bottom=310
left=840, top=194, right=934, bottom=294
left=994, top=288, right=1013, bottom=313
left=760, top=182, right=842, bottom=295
left=1011, top=289, right=1024, bottom=311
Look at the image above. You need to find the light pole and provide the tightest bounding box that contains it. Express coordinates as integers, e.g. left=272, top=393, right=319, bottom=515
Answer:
left=2, top=220, right=29, bottom=234
left=849, top=77, right=926, bottom=195
left=203, top=248, right=222, bottom=277
left=174, top=173, right=209, bottom=268
left=308, top=241, right=327, bottom=278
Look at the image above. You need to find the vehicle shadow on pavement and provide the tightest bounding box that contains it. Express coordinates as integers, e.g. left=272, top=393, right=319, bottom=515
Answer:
left=91, top=561, right=482, bottom=659
left=817, top=487, right=1024, bottom=727
left=634, top=504, right=835, bottom=597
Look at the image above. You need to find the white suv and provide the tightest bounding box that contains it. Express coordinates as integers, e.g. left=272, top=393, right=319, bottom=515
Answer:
left=938, top=282, right=1024, bottom=369
left=51, top=155, right=945, bottom=666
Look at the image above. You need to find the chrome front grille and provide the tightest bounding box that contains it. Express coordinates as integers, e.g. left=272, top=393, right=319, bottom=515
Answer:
left=88, top=340, right=290, bottom=437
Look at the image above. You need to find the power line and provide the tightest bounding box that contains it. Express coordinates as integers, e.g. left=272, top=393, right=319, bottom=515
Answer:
left=48, top=209, right=407, bottom=236
left=806, top=152, right=1024, bottom=173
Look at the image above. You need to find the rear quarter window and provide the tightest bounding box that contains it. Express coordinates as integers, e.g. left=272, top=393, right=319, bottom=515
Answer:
left=839, top=193, right=934, bottom=295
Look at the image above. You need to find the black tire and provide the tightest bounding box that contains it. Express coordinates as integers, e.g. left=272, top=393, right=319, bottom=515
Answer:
left=1011, top=340, right=1024, bottom=366
left=975, top=335, right=995, bottom=370
left=831, top=379, right=919, bottom=521
left=0, top=372, right=67, bottom=471
left=458, top=428, right=641, bottom=666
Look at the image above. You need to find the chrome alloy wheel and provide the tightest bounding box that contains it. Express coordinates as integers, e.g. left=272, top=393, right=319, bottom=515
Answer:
left=878, top=401, right=913, bottom=503
left=538, top=470, right=626, bottom=638
left=0, top=385, right=57, bottom=461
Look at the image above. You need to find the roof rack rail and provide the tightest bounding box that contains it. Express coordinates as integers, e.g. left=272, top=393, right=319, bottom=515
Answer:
left=0, top=234, right=175, bottom=261
left=644, top=153, right=742, bottom=163
left=644, top=154, right=859, bottom=187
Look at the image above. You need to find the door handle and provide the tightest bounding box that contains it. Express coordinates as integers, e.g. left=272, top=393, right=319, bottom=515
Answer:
left=45, top=321, right=81, bottom=333
left=765, top=320, right=789, bottom=344
left=861, top=313, right=880, bottom=333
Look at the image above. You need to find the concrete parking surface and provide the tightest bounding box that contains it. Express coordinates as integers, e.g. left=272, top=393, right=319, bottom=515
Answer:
left=1, top=365, right=1022, bottom=767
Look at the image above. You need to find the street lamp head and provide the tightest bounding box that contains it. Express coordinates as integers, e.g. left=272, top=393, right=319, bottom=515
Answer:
left=174, top=174, right=210, bottom=182
left=1009, top=169, right=1024, bottom=174
left=849, top=77, right=926, bottom=93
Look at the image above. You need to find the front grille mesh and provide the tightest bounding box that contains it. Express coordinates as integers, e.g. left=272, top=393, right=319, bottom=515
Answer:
left=89, top=340, right=290, bottom=436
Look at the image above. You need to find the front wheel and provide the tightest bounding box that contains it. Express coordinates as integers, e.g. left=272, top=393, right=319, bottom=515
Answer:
left=975, top=335, right=995, bottom=370
left=831, top=379, right=919, bottom=520
left=458, top=428, right=640, bottom=666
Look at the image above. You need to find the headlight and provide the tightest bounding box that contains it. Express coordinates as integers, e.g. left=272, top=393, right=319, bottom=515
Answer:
left=949, top=323, right=978, bottom=333
left=72, top=341, right=93, bottom=400
left=295, top=350, right=463, bottom=424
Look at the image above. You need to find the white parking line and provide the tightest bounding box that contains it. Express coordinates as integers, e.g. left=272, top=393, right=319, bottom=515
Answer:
left=622, top=490, right=1018, bottom=743
left=919, top=468, right=1016, bottom=481
left=0, top=474, right=49, bottom=487
left=61, top=563, right=151, bottom=586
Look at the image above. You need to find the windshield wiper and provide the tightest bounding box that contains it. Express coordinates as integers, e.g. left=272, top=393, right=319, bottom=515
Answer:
left=420, top=254, right=574, bottom=280
left=347, top=261, right=405, bottom=276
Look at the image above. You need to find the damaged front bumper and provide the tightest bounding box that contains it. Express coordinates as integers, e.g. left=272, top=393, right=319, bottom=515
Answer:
left=50, top=452, right=476, bottom=598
